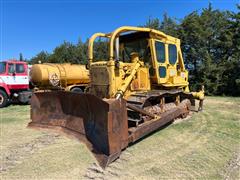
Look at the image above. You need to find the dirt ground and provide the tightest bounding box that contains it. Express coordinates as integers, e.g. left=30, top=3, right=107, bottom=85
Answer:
left=0, top=96, right=240, bottom=179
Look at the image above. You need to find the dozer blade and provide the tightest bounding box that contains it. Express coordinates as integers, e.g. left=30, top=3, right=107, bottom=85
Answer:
left=28, top=91, right=129, bottom=168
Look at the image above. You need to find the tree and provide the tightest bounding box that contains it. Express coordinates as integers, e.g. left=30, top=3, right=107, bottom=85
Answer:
left=47, top=41, right=78, bottom=63
left=145, top=17, right=161, bottom=29
left=160, top=13, right=179, bottom=37
left=19, top=53, right=23, bottom=61
left=220, top=5, right=240, bottom=96
left=75, top=38, right=88, bottom=64
left=178, top=3, right=239, bottom=95
left=30, top=51, right=50, bottom=64
left=29, top=4, right=240, bottom=96
left=144, top=14, right=179, bottom=37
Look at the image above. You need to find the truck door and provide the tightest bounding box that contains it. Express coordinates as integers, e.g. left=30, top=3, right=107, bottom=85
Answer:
left=7, top=63, right=17, bottom=89
left=7, top=63, right=29, bottom=90
left=15, top=63, right=29, bottom=89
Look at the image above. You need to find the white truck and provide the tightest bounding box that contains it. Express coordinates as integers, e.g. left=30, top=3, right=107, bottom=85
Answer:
left=0, top=60, right=32, bottom=108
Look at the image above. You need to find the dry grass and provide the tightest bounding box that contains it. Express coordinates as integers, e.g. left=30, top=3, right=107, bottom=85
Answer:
left=0, top=96, right=239, bottom=179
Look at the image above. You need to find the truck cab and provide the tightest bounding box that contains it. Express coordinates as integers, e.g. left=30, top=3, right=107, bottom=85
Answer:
left=0, top=60, right=32, bottom=107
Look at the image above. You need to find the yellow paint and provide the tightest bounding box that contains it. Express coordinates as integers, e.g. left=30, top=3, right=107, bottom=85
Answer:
left=87, top=26, right=204, bottom=100
left=192, top=86, right=205, bottom=100
left=31, top=63, right=89, bottom=89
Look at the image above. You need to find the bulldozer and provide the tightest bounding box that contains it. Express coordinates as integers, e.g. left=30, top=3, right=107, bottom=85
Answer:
left=28, top=26, right=204, bottom=168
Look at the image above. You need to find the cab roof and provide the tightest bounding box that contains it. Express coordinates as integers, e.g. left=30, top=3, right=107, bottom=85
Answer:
left=1, top=60, right=27, bottom=64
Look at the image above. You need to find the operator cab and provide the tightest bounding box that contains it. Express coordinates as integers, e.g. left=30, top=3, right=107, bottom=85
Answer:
left=89, top=27, right=189, bottom=97
left=119, top=32, right=150, bottom=64
left=118, top=31, right=188, bottom=87
left=0, top=60, right=27, bottom=76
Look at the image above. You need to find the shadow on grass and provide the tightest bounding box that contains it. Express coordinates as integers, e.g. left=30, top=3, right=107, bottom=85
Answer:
left=128, top=121, right=173, bottom=147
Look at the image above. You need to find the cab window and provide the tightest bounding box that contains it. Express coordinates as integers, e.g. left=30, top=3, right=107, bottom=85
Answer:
left=120, top=38, right=148, bottom=62
left=168, top=44, right=177, bottom=65
left=159, top=66, right=166, bottom=78
left=16, top=64, right=25, bottom=73
left=155, top=41, right=165, bottom=63
left=8, top=64, right=15, bottom=74
left=0, top=62, right=6, bottom=74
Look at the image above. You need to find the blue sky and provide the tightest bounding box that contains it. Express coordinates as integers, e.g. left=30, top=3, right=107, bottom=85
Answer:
left=0, top=0, right=239, bottom=60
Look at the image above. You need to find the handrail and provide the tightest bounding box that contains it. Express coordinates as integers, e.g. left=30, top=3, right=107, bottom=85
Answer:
left=88, top=33, right=110, bottom=64
left=88, top=26, right=171, bottom=63
left=109, top=26, right=168, bottom=60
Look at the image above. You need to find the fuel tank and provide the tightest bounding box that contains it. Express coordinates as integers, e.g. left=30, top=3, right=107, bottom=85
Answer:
left=30, top=63, right=90, bottom=88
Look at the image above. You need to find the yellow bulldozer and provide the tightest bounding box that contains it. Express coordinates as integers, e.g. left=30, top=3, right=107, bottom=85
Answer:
left=28, top=26, right=204, bottom=168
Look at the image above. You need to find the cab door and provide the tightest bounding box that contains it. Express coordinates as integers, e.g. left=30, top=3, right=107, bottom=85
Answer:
left=15, top=63, right=29, bottom=89
left=153, top=40, right=167, bottom=84
left=6, top=63, right=17, bottom=88
left=167, top=44, right=178, bottom=80
left=6, top=63, right=28, bottom=90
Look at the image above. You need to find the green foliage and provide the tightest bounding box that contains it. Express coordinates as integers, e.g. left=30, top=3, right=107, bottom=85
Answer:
left=145, top=17, right=161, bottom=29
left=30, top=51, right=50, bottom=64
left=93, top=38, right=109, bottom=60
left=47, top=41, right=84, bottom=64
left=19, top=53, right=23, bottom=61
left=29, top=4, right=240, bottom=96
left=144, top=4, right=240, bottom=96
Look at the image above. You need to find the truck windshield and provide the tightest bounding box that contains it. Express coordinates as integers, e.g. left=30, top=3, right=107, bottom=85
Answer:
left=0, top=62, right=6, bottom=74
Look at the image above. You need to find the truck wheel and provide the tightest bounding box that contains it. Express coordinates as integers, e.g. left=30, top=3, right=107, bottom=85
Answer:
left=0, top=90, right=8, bottom=108
left=18, top=91, right=32, bottom=105
left=71, top=87, right=83, bottom=93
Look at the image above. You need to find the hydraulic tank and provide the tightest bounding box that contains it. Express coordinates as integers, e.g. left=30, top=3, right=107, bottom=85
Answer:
left=30, top=63, right=89, bottom=88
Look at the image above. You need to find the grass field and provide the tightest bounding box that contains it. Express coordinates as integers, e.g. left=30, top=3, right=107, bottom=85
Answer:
left=0, top=97, right=240, bottom=179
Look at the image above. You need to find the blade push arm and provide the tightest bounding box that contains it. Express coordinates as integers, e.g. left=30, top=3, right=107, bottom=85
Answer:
left=115, top=53, right=143, bottom=99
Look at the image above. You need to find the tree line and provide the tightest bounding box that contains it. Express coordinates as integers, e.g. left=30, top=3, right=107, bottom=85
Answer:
left=29, top=4, right=240, bottom=96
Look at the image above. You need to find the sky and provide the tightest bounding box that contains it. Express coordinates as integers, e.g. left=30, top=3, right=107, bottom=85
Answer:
left=0, top=0, right=239, bottom=60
